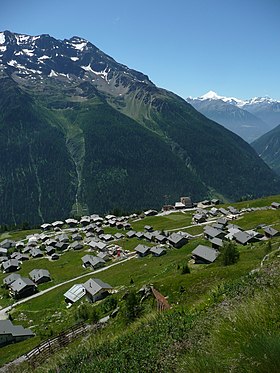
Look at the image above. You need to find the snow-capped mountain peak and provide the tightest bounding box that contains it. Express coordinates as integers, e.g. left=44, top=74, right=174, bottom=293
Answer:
left=191, top=91, right=246, bottom=106
left=200, top=90, right=222, bottom=100
left=188, top=91, right=280, bottom=108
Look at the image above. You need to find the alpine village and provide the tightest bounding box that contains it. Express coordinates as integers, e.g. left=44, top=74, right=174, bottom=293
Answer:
left=0, top=30, right=280, bottom=373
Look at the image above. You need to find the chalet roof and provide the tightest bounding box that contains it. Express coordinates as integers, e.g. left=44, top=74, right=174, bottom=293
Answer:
left=0, top=320, right=34, bottom=337
left=154, top=234, right=166, bottom=242
left=216, top=217, right=228, bottom=226
left=263, top=226, right=279, bottom=236
left=192, top=245, right=219, bottom=263
left=29, top=269, right=51, bottom=282
left=64, top=284, right=85, bottom=303
left=168, top=232, right=186, bottom=244
left=95, top=242, right=107, bottom=251
left=10, top=277, right=36, bottom=292
left=211, top=223, right=224, bottom=230
left=30, top=248, right=43, bottom=257
left=209, top=237, right=224, bottom=248
left=14, top=253, right=29, bottom=261
left=45, top=246, right=55, bottom=253
left=52, top=221, right=64, bottom=227
left=135, top=232, right=144, bottom=239
left=246, top=229, right=263, bottom=238
left=65, top=218, right=78, bottom=225
left=69, top=241, right=83, bottom=250
left=219, top=208, right=229, bottom=216
left=126, top=230, right=136, bottom=238
left=0, top=239, right=15, bottom=249
left=97, top=252, right=109, bottom=260
left=45, top=238, right=57, bottom=247
left=2, top=259, right=19, bottom=271
left=143, top=232, right=154, bottom=241
left=228, top=206, right=239, bottom=215
left=57, top=233, right=69, bottom=242
left=83, top=278, right=112, bottom=297
left=209, top=207, right=219, bottom=216
left=150, top=246, right=166, bottom=255
left=134, top=244, right=150, bottom=254
left=114, top=233, right=124, bottom=240
left=3, top=273, right=21, bottom=286
left=41, top=223, right=52, bottom=230
left=233, top=231, right=253, bottom=244
left=81, top=255, right=105, bottom=267
left=144, top=209, right=158, bottom=216
left=0, top=247, right=8, bottom=255
left=204, top=227, right=224, bottom=239
left=193, top=213, right=206, bottom=221
left=175, top=202, right=185, bottom=208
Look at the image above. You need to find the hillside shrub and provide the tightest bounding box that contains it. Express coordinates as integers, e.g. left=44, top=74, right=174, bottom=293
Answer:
left=122, top=290, right=142, bottom=323
left=221, top=241, right=240, bottom=266
left=181, top=264, right=190, bottom=274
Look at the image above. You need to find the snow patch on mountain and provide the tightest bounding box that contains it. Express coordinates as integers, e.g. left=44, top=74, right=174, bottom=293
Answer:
left=15, top=34, right=30, bottom=44
left=22, top=49, right=34, bottom=57
left=71, top=41, right=87, bottom=51
left=38, top=55, right=50, bottom=62
left=0, top=33, right=5, bottom=44
left=49, top=70, right=58, bottom=77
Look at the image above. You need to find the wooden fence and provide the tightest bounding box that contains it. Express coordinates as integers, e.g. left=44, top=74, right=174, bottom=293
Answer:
left=151, top=287, right=171, bottom=312
left=25, top=321, right=99, bottom=367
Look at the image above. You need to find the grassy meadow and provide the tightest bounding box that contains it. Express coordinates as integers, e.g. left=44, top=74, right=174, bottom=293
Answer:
left=1, top=195, right=280, bottom=370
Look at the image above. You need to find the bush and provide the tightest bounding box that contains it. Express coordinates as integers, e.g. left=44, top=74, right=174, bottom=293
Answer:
left=123, top=290, right=142, bottom=323
left=101, top=296, right=118, bottom=314
left=181, top=264, right=190, bottom=274
left=264, top=240, right=272, bottom=255
left=221, top=241, right=240, bottom=266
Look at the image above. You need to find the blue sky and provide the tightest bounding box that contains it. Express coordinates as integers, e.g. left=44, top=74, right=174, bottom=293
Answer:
left=1, top=0, right=280, bottom=100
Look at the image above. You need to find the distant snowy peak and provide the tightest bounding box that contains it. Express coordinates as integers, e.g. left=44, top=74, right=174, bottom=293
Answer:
left=189, top=91, right=246, bottom=107
left=188, top=91, right=280, bottom=108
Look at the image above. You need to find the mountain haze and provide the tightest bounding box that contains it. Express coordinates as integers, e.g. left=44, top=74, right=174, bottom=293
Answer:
left=252, top=124, right=280, bottom=175
left=0, top=31, right=279, bottom=225
left=187, top=91, right=280, bottom=143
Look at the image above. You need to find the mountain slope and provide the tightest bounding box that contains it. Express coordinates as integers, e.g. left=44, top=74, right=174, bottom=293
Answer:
left=251, top=124, right=280, bottom=175
left=0, top=31, right=279, bottom=224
